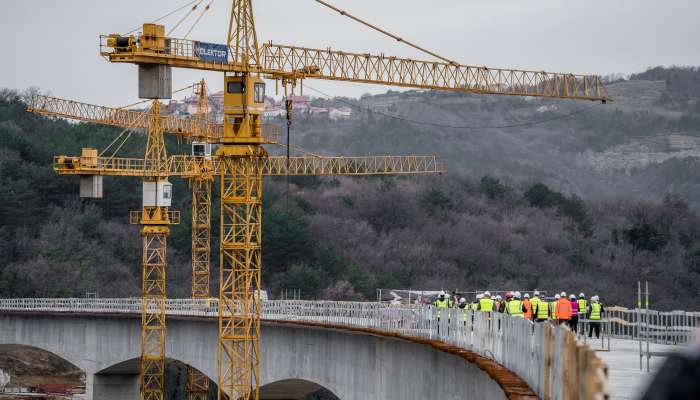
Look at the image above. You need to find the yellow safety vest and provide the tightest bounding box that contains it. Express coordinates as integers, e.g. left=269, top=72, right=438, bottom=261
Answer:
left=479, top=298, right=494, bottom=313
left=507, top=300, right=524, bottom=317
left=550, top=301, right=558, bottom=320
left=459, top=305, right=469, bottom=321
left=590, top=303, right=602, bottom=320
left=435, top=299, right=450, bottom=308
left=534, top=298, right=549, bottom=320
left=577, top=299, right=587, bottom=315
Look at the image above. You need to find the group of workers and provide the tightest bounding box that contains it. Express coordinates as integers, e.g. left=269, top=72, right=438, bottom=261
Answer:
left=432, top=290, right=605, bottom=338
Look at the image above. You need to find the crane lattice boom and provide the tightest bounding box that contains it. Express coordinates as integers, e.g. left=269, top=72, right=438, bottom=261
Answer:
left=53, top=154, right=444, bottom=177
left=27, top=95, right=280, bottom=144
left=100, top=38, right=608, bottom=102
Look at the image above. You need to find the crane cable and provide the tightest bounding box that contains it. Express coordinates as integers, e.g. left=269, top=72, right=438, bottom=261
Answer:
left=123, top=0, right=200, bottom=35
left=168, top=0, right=204, bottom=36
left=304, top=84, right=601, bottom=130
left=313, top=0, right=461, bottom=66
left=184, top=0, right=215, bottom=39
left=272, top=142, right=324, bottom=158
left=119, top=84, right=197, bottom=109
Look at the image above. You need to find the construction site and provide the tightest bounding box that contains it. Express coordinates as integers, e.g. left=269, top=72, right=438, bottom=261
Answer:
left=1, top=1, right=700, bottom=399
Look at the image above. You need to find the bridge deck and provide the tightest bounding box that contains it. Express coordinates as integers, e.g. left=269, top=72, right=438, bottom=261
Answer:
left=592, top=338, right=684, bottom=400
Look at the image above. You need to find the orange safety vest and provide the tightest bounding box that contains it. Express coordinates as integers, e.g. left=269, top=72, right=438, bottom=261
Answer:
left=555, top=298, right=572, bottom=320
left=523, top=299, right=533, bottom=319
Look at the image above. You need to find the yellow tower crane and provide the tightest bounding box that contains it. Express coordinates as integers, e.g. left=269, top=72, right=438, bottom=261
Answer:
left=29, top=93, right=443, bottom=400
left=187, top=79, right=213, bottom=400
left=93, top=1, right=609, bottom=398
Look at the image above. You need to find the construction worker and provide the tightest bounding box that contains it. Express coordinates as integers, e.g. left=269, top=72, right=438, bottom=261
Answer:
left=523, top=293, right=533, bottom=320
left=505, top=291, right=526, bottom=318
left=495, top=295, right=504, bottom=313
left=433, top=291, right=450, bottom=321
left=503, top=291, right=514, bottom=313
left=550, top=294, right=560, bottom=323
left=577, top=293, right=588, bottom=321
left=532, top=292, right=550, bottom=322
left=479, top=291, right=495, bottom=313
left=471, top=294, right=481, bottom=311
left=457, top=297, right=469, bottom=325
left=555, top=291, right=572, bottom=325
left=569, top=294, right=580, bottom=332
left=588, top=295, right=605, bottom=339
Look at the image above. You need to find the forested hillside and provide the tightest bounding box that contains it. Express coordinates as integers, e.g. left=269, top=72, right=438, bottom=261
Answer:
left=2, top=67, right=700, bottom=310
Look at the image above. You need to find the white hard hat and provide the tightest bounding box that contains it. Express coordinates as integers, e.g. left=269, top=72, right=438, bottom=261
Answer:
left=484, top=291, right=491, bottom=297
left=579, top=293, right=585, bottom=298
left=560, top=291, right=567, bottom=297
left=592, top=295, right=599, bottom=302
left=533, top=290, right=540, bottom=296
left=524, top=293, right=530, bottom=299
left=569, top=294, right=576, bottom=300
left=514, top=291, right=522, bottom=299
left=460, top=297, right=466, bottom=303
left=439, top=290, right=446, bottom=296
left=555, top=294, right=561, bottom=299
left=496, top=295, right=502, bottom=300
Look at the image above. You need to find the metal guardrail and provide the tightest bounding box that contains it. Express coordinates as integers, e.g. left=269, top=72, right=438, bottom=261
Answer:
left=0, top=299, right=606, bottom=400
left=605, top=306, right=700, bottom=345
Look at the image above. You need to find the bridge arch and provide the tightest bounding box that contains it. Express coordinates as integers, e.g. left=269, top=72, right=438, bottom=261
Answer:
left=259, top=379, right=339, bottom=400
left=0, top=344, right=85, bottom=391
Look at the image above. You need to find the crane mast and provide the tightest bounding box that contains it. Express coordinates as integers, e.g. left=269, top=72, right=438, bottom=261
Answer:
left=216, top=2, right=264, bottom=397
left=135, top=100, right=176, bottom=400
left=187, top=80, right=213, bottom=400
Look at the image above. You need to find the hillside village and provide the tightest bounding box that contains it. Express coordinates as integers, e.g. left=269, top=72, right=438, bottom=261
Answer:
left=167, top=91, right=353, bottom=121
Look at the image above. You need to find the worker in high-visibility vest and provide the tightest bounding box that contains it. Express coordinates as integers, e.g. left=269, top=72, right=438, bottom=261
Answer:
left=588, top=295, right=605, bottom=339
left=523, top=293, right=533, bottom=320
left=555, top=291, right=572, bottom=324
left=550, top=294, right=560, bottom=323
left=457, top=297, right=469, bottom=325
left=505, top=291, right=526, bottom=317
left=471, top=294, right=481, bottom=311
left=433, top=291, right=451, bottom=320
left=532, top=291, right=550, bottom=322
left=495, top=295, right=504, bottom=313
left=479, top=291, right=495, bottom=313
left=577, top=293, right=588, bottom=321
left=568, top=294, right=580, bottom=332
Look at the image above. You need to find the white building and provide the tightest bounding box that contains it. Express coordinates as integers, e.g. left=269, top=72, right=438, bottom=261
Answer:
left=330, top=107, right=352, bottom=121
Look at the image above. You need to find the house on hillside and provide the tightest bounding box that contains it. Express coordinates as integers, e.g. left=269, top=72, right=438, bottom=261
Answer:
left=330, top=107, right=352, bottom=121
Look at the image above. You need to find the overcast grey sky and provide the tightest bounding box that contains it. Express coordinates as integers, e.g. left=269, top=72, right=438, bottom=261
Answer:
left=1, top=0, right=699, bottom=106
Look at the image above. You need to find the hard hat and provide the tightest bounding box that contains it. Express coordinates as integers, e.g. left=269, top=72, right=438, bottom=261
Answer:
left=460, top=297, right=466, bottom=303
left=484, top=291, right=491, bottom=297
left=439, top=290, right=446, bottom=296
left=592, top=295, right=599, bottom=302
left=514, top=291, right=522, bottom=299
left=579, top=293, right=585, bottom=298
left=533, top=290, right=540, bottom=296
left=496, top=295, right=502, bottom=300
left=555, top=294, right=560, bottom=299
left=524, top=293, right=530, bottom=299
left=569, top=294, right=576, bottom=300
left=560, top=291, right=567, bottom=297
